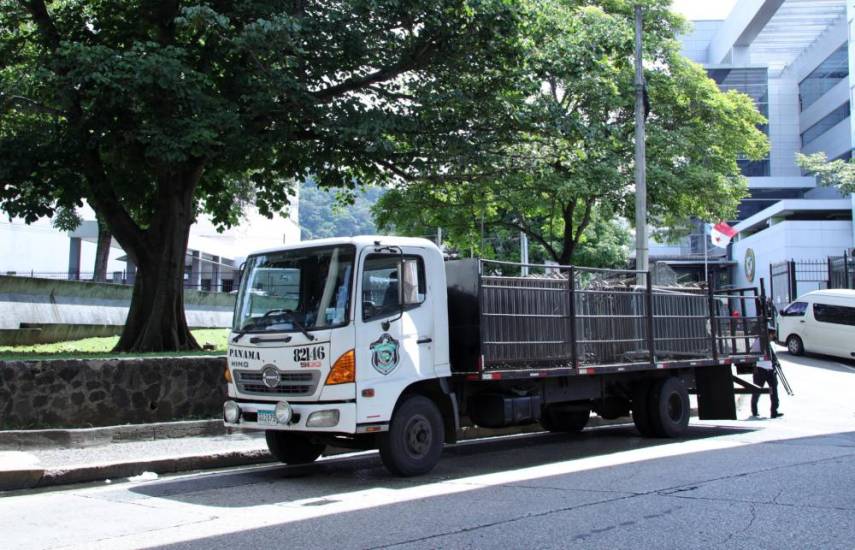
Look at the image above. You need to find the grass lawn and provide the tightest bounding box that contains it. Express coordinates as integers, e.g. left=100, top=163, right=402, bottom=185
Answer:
left=0, top=329, right=229, bottom=361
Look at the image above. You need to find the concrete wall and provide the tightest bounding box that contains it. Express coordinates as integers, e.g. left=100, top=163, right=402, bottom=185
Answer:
left=679, top=20, right=722, bottom=64
left=0, top=276, right=235, bottom=344
left=731, top=220, right=852, bottom=307
left=0, top=357, right=227, bottom=429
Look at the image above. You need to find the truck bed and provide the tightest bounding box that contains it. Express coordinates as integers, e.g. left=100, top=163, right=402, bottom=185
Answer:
left=446, top=259, right=767, bottom=378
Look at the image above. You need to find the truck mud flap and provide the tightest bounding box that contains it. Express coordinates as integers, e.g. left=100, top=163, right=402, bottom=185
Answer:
left=695, top=365, right=737, bottom=420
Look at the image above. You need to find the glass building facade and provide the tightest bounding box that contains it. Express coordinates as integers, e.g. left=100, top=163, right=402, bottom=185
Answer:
left=801, top=101, right=851, bottom=147
left=707, top=68, right=770, bottom=177
left=799, top=44, right=849, bottom=112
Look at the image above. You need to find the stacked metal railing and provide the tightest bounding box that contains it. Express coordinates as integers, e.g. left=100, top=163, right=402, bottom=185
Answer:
left=479, top=260, right=768, bottom=370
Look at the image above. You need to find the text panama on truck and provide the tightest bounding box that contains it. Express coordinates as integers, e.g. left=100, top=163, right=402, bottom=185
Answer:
left=224, top=236, right=767, bottom=476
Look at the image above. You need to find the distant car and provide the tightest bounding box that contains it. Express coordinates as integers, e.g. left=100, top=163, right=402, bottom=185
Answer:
left=777, top=289, right=855, bottom=360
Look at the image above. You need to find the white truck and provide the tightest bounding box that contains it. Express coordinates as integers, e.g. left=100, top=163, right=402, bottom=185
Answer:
left=224, top=236, right=768, bottom=476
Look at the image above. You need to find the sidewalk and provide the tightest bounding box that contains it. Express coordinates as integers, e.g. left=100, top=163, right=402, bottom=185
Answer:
left=0, top=420, right=273, bottom=492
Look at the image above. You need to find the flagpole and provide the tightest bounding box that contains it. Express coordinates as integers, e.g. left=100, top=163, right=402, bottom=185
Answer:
left=704, top=225, right=709, bottom=285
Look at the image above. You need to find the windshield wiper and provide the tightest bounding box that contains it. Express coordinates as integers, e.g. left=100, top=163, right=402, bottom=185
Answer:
left=262, top=309, right=316, bottom=341
left=231, top=320, right=264, bottom=343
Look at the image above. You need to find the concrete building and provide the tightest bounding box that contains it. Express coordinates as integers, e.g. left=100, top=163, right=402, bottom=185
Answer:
left=1, top=199, right=299, bottom=293
left=657, top=0, right=855, bottom=293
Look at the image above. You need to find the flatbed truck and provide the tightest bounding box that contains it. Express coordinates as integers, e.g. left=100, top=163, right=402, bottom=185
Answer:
left=224, top=236, right=769, bottom=475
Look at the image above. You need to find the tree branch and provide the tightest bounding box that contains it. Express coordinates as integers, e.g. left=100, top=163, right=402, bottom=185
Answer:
left=18, top=0, right=60, bottom=49
left=311, top=38, right=439, bottom=102
left=4, top=95, right=67, bottom=116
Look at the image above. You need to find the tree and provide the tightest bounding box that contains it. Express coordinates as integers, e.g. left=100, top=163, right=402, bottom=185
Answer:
left=51, top=207, right=111, bottom=281
left=300, top=181, right=384, bottom=240
left=796, top=153, right=855, bottom=192
left=0, top=0, right=524, bottom=351
left=375, top=0, right=769, bottom=266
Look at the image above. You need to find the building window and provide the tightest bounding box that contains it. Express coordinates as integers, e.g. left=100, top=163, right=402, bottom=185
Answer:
left=801, top=101, right=850, bottom=147
left=799, top=44, right=848, bottom=112
left=737, top=158, right=770, bottom=176
left=707, top=68, right=770, bottom=177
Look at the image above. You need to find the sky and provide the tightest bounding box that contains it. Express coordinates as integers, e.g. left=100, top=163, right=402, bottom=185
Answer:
left=671, top=0, right=738, bottom=21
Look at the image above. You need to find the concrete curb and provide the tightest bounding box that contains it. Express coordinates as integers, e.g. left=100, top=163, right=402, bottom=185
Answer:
left=0, top=420, right=229, bottom=451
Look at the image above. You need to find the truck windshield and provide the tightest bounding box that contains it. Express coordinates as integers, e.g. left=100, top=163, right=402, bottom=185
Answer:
left=232, top=245, right=355, bottom=333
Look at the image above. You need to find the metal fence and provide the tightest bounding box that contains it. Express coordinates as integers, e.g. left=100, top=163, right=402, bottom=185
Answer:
left=478, top=260, right=768, bottom=370
left=2, top=270, right=238, bottom=293
left=769, top=259, right=828, bottom=310
left=828, top=251, right=855, bottom=290
left=769, top=251, right=855, bottom=312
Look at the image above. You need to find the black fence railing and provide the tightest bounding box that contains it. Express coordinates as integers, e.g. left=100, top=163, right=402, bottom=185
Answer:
left=828, top=251, right=855, bottom=290
left=478, top=259, right=768, bottom=370
left=2, top=270, right=239, bottom=294
left=769, top=251, right=855, bottom=314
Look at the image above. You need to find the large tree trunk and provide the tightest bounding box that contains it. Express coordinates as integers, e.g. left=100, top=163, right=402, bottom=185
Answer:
left=93, top=217, right=111, bottom=282
left=111, top=176, right=201, bottom=353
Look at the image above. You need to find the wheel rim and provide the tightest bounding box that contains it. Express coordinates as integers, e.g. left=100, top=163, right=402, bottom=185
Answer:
left=788, top=337, right=799, bottom=354
left=666, top=392, right=684, bottom=423
left=403, top=414, right=432, bottom=459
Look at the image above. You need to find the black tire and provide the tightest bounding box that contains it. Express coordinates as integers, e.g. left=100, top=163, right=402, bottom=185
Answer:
left=647, top=377, right=690, bottom=438
left=540, top=406, right=590, bottom=433
left=379, top=395, right=444, bottom=476
left=265, top=431, right=325, bottom=465
left=786, top=334, right=804, bottom=356
left=632, top=381, right=657, bottom=437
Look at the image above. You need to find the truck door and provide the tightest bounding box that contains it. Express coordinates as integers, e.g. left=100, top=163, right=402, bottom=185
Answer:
left=354, top=250, right=433, bottom=423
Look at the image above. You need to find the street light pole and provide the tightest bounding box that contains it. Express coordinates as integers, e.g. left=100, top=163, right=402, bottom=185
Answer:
left=634, top=4, right=648, bottom=282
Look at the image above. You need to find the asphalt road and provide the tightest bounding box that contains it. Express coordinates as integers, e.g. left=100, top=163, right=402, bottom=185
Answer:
left=2, top=349, right=854, bottom=550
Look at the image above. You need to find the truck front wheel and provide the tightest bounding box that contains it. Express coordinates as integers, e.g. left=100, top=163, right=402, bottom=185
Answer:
left=265, top=431, right=325, bottom=465
left=379, top=395, right=444, bottom=476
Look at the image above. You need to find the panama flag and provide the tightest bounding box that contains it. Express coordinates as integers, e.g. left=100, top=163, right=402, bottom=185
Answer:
left=709, top=221, right=738, bottom=248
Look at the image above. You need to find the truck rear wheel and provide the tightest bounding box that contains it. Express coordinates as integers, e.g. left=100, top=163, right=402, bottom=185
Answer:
left=379, top=395, right=444, bottom=476
left=540, top=406, right=590, bottom=433
left=632, top=381, right=657, bottom=437
left=265, top=431, right=325, bottom=465
left=647, top=377, right=690, bottom=438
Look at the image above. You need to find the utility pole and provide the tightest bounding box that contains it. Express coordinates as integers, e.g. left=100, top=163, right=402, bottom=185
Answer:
left=520, top=231, right=529, bottom=276
left=634, top=4, right=648, bottom=283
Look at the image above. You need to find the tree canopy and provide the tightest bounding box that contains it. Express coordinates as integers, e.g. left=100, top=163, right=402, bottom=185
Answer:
left=374, top=0, right=769, bottom=266
left=1, top=0, right=526, bottom=351
left=797, top=152, right=855, bottom=193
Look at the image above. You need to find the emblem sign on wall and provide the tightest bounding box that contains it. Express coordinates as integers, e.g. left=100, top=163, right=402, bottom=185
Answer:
left=745, top=248, right=756, bottom=283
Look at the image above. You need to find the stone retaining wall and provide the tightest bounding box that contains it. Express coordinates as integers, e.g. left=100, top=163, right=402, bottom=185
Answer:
left=0, top=357, right=227, bottom=429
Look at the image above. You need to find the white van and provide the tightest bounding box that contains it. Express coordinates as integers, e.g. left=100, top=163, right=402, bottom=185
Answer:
left=776, top=289, right=855, bottom=359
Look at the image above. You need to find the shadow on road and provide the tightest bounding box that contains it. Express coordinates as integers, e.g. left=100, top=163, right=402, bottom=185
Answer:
left=130, top=423, right=756, bottom=509
left=143, top=429, right=855, bottom=550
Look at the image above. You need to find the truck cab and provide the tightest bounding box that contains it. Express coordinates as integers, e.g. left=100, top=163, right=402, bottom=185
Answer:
left=224, top=236, right=453, bottom=475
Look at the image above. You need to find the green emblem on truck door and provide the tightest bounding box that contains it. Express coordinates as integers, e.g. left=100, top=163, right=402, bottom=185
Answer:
left=370, top=333, right=400, bottom=375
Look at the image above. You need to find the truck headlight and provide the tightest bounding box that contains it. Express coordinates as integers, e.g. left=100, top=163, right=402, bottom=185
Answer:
left=223, top=400, right=240, bottom=423
left=306, top=409, right=340, bottom=428
left=275, top=401, right=293, bottom=424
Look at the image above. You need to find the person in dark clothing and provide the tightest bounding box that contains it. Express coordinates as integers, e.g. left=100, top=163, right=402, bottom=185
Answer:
left=751, top=328, right=783, bottom=419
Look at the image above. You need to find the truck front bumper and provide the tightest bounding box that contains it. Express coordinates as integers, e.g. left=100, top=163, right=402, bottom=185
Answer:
left=224, top=400, right=358, bottom=434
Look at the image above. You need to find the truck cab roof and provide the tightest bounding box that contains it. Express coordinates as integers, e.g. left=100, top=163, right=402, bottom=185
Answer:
left=246, top=235, right=441, bottom=257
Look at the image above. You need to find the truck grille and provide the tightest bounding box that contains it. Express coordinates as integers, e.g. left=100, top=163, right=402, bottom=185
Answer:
left=234, top=370, right=321, bottom=397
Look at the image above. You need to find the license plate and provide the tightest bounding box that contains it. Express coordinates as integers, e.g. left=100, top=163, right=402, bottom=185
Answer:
left=257, top=410, right=278, bottom=425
